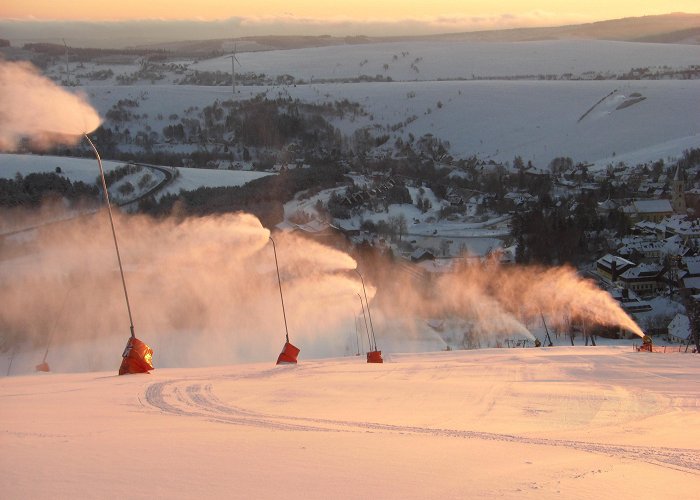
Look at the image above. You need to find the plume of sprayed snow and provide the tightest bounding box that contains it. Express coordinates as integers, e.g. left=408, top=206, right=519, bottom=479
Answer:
left=0, top=204, right=644, bottom=374
left=372, top=257, right=644, bottom=347
left=0, top=60, right=101, bottom=151
left=0, top=209, right=364, bottom=372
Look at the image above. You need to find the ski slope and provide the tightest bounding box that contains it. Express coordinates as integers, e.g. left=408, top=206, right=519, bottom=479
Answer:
left=1, top=347, right=698, bottom=499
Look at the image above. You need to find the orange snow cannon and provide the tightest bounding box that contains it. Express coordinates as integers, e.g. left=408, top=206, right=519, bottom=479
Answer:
left=367, top=350, right=383, bottom=363
left=119, top=337, right=154, bottom=375
left=638, top=335, right=653, bottom=352
left=276, top=341, right=300, bottom=365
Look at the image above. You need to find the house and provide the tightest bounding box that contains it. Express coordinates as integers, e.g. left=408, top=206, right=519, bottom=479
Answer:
left=609, top=287, right=653, bottom=313
left=617, top=238, right=663, bottom=262
left=504, top=191, right=536, bottom=207
left=410, top=248, right=436, bottom=263
left=667, top=314, right=690, bottom=342
left=617, top=233, right=688, bottom=263
left=617, top=263, right=666, bottom=297
left=596, top=198, right=618, bottom=217
left=595, top=254, right=636, bottom=282
left=628, top=199, right=673, bottom=223
left=658, top=215, right=700, bottom=239
left=682, top=276, right=700, bottom=294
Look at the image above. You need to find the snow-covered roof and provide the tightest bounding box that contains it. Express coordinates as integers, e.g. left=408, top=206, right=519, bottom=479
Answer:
left=682, top=276, right=700, bottom=290
left=597, top=199, right=618, bottom=210
left=619, top=262, right=663, bottom=280
left=597, top=254, right=635, bottom=268
left=410, top=248, right=435, bottom=261
left=659, top=215, right=700, bottom=236
left=667, top=313, right=690, bottom=340
left=415, top=258, right=455, bottom=274
left=683, top=255, right=700, bottom=267
left=617, top=240, right=664, bottom=255
left=633, top=220, right=664, bottom=235
left=632, top=199, right=673, bottom=214
left=276, top=219, right=335, bottom=235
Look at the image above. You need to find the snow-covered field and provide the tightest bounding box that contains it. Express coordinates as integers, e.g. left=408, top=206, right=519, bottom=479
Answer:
left=0, top=153, right=272, bottom=198
left=1, top=346, right=698, bottom=499
left=191, top=40, right=700, bottom=82
left=0, top=154, right=126, bottom=183
left=76, top=78, right=700, bottom=168
left=159, top=166, right=271, bottom=198
left=0, top=39, right=697, bottom=177
left=35, top=39, right=692, bottom=168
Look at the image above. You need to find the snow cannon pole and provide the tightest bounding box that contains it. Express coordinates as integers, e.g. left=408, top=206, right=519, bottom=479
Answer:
left=270, top=236, right=299, bottom=364
left=269, top=236, right=290, bottom=344
left=85, top=134, right=135, bottom=339
left=38, top=285, right=74, bottom=371
left=540, top=312, right=554, bottom=347
left=357, top=292, right=372, bottom=352
left=356, top=269, right=383, bottom=363
left=355, top=269, right=377, bottom=351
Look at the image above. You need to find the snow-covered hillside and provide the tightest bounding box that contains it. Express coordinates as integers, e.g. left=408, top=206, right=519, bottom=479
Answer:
left=19, top=39, right=692, bottom=168
left=77, top=77, right=700, bottom=168
left=1, top=347, right=698, bottom=498
left=190, top=40, right=700, bottom=81
left=0, top=154, right=272, bottom=199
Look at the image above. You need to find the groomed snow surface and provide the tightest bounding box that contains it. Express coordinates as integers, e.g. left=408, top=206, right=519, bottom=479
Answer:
left=1, top=347, right=698, bottom=499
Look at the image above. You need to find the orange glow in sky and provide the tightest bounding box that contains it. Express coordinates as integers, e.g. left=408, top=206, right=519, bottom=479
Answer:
left=1, top=1, right=696, bottom=24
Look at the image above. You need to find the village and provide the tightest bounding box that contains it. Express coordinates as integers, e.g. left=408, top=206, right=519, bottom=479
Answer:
left=266, top=148, right=700, bottom=348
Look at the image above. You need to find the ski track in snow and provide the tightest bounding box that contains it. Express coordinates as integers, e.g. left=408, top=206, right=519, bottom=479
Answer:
left=145, top=374, right=700, bottom=474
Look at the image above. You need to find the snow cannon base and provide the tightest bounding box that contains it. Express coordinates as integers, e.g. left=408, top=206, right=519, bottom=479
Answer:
left=119, top=337, right=154, bottom=375
left=367, top=350, right=383, bottom=363
left=637, top=335, right=653, bottom=353
left=276, top=341, right=300, bottom=365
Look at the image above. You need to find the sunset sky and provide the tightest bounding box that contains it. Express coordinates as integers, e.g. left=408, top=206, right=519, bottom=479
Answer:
left=1, top=1, right=697, bottom=26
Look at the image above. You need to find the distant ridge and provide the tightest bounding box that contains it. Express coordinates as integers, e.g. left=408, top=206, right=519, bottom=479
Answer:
left=419, top=13, right=700, bottom=43
left=1, top=12, right=698, bottom=51
left=131, top=13, right=700, bottom=54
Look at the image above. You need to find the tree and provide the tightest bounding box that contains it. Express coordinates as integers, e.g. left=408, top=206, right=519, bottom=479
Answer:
left=685, top=295, right=700, bottom=353
left=549, top=157, right=573, bottom=176
left=387, top=214, right=407, bottom=242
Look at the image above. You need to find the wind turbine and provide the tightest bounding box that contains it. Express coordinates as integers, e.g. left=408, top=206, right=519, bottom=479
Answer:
left=227, top=44, right=241, bottom=98
left=62, top=39, right=71, bottom=86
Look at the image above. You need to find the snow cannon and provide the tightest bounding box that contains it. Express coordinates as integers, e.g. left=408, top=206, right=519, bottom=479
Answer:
left=35, top=362, right=50, bottom=372
left=276, top=341, right=300, bottom=365
left=366, top=350, right=383, bottom=363
left=119, top=337, right=154, bottom=375
left=637, top=334, right=653, bottom=353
